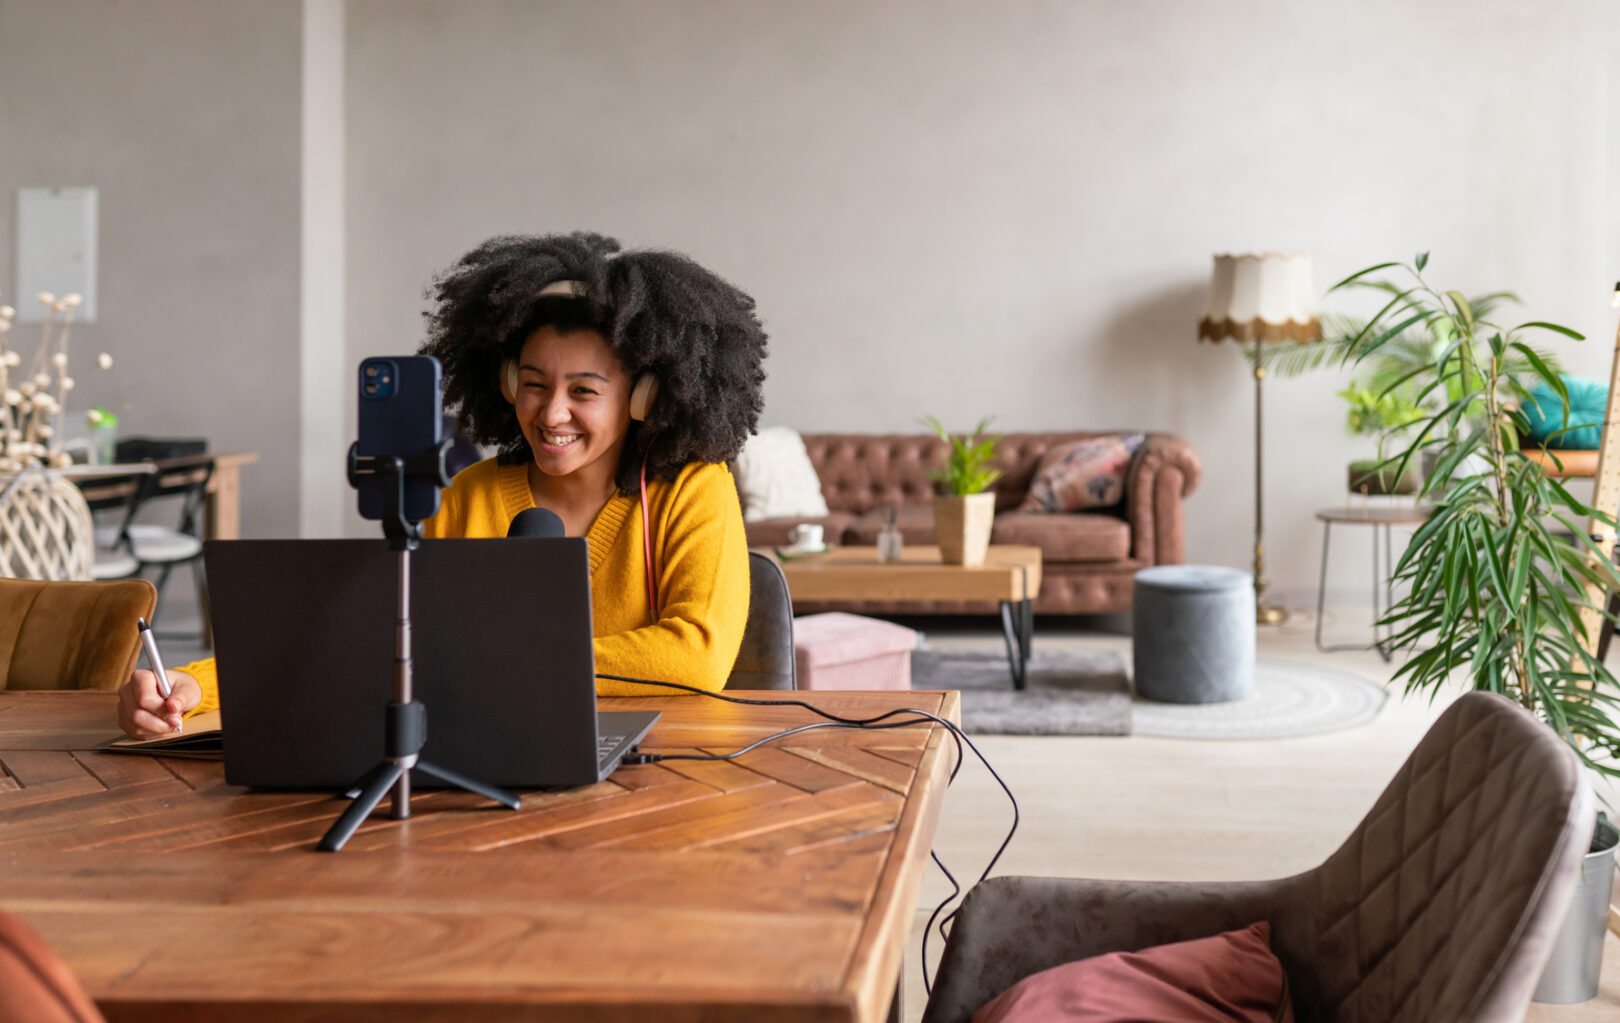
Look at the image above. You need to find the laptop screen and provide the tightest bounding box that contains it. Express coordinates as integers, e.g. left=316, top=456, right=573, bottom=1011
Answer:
left=207, top=538, right=601, bottom=788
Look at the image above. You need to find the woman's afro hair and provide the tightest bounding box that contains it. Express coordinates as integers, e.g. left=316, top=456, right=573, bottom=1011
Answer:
left=420, top=232, right=768, bottom=495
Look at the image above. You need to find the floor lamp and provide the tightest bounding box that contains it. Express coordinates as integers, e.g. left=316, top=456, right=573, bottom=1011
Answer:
left=1198, top=252, right=1322, bottom=625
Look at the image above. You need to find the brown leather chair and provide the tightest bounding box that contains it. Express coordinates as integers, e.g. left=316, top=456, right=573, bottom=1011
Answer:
left=0, top=578, right=157, bottom=692
left=0, top=911, right=105, bottom=1022
left=726, top=551, right=796, bottom=690
left=923, top=692, right=1594, bottom=1023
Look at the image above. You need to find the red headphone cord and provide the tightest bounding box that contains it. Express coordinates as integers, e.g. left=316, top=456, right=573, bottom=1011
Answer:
left=639, top=443, right=658, bottom=621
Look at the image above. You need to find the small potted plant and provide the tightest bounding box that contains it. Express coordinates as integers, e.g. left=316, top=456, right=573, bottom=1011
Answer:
left=1339, top=382, right=1425, bottom=495
left=919, top=415, right=1001, bottom=566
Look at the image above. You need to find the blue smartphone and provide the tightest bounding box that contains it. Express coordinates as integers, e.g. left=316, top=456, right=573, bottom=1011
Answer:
left=357, top=355, right=444, bottom=522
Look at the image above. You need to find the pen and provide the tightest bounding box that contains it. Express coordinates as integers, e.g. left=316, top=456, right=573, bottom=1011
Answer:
left=137, top=617, right=180, bottom=732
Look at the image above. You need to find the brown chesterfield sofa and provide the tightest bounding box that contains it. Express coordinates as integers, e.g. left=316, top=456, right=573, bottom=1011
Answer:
left=743, top=431, right=1201, bottom=614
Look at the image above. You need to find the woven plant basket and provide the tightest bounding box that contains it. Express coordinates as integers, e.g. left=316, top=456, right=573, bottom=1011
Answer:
left=0, top=467, right=95, bottom=581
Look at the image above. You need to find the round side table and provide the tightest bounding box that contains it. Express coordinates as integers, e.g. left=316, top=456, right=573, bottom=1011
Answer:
left=1315, top=505, right=1431, bottom=661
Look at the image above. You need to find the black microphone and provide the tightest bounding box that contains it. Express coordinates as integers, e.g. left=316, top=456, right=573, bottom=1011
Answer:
left=506, top=507, right=566, bottom=539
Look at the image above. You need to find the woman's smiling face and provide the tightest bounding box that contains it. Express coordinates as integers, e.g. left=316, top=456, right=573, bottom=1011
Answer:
left=513, top=325, right=633, bottom=482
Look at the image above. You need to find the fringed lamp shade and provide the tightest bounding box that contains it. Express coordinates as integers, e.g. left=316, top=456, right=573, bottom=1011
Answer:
left=1198, top=252, right=1323, bottom=344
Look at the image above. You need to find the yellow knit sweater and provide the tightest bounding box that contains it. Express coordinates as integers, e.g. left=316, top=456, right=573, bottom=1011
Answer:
left=181, top=457, right=750, bottom=712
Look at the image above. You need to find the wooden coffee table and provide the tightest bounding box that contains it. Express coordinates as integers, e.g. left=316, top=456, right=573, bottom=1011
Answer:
left=772, top=545, right=1042, bottom=689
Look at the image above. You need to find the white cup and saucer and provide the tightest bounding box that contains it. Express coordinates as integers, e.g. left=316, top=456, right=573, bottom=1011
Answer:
left=779, top=522, right=830, bottom=556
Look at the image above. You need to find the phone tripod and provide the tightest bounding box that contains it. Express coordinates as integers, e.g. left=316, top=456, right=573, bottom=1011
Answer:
left=318, top=442, right=520, bottom=852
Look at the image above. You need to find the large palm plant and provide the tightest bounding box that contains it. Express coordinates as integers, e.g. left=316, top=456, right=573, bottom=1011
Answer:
left=1333, top=254, right=1620, bottom=778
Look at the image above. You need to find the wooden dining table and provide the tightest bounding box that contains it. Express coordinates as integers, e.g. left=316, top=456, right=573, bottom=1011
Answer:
left=69, top=451, right=259, bottom=541
left=0, top=687, right=959, bottom=1023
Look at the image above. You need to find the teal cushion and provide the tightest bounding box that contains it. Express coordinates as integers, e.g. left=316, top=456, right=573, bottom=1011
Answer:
left=1523, top=374, right=1607, bottom=450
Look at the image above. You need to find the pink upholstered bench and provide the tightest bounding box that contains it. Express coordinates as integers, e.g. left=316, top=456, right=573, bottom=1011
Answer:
left=793, top=613, right=918, bottom=691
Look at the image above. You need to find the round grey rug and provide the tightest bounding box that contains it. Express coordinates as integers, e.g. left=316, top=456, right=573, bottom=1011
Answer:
left=1132, top=660, right=1389, bottom=740
left=912, top=648, right=1133, bottom=736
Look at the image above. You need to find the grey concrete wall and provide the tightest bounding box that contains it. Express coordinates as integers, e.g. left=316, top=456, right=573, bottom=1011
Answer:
left=341, top=0, right=1619, bottom=601
left=0, top=0, right=302, bottom=540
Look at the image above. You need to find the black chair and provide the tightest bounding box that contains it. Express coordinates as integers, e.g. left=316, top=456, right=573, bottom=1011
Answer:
left=94, top=458, right=214, bottom=630
left=726, top=552, right=797, bottom=690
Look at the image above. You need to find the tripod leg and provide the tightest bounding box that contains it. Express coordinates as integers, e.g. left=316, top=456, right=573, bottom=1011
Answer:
left=319, top=762, right=405, bottom=852
left=412, top=760, right=521, bottom=810
left=342, top=762, right=385, bottom=801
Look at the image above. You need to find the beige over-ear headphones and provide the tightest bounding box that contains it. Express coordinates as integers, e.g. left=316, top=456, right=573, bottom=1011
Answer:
left=499, top=279, right=659, bottom=420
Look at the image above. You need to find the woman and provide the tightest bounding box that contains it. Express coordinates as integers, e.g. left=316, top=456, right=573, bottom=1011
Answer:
left=118, top=232, right=766, bottom=738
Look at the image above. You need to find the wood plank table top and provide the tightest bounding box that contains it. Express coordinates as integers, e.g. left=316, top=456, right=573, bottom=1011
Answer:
left=0, top=688, right=959, bottom=1023
left=768, top=544, right=1042, bottom=603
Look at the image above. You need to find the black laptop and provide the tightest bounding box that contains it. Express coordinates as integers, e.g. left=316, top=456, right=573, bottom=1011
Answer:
left=204, top=538, right=659, bottom=789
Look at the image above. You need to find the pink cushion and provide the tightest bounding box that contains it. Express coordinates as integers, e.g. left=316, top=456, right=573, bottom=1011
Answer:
left=972, top=921, right=1294, bottom=1023
left=1018, top=434, right=1145, bottom=513
left=794, top=613, right=917, bottom=691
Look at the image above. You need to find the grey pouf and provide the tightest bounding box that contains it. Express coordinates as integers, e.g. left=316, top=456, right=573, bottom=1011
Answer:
left=1132, top=565, right=1255, bottom=703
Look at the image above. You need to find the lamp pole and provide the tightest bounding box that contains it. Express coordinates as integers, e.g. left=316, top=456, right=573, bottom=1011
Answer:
left=1198, top=251, right=1321, bottom=627
left=1253, top=350, right=1284, bottom=624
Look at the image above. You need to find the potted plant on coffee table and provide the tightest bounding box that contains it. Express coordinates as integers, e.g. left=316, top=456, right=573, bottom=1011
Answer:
left=919, top=415, right=1001, bottom=567
left=1332, top=253, right=1620, bottom=1003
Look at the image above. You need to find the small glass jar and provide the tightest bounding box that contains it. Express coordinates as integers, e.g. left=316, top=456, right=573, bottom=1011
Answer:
left=876, top=509, right=903, bottom=563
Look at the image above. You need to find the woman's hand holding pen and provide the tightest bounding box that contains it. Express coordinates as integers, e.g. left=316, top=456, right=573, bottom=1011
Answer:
left=116, top=670, right=201, bottom=739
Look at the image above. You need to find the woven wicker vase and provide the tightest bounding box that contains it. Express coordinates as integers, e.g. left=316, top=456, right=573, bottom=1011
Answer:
left=933, top=493, right=995, bottom=567
left=0, top=468, right=95, bottom=580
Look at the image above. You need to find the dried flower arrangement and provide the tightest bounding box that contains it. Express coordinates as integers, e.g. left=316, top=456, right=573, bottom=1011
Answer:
left=0, top=291, right=111, bottom=473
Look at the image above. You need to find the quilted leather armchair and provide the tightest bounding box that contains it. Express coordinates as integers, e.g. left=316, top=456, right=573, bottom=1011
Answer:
left=922, top=692, right=1595, bottom=1023
left=744, top=431, right=1201, bottom=615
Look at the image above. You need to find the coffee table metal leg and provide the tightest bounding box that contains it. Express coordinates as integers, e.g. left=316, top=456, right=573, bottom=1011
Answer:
left=1000, top=600, right=1028, bottom=690
left=1317, top=517, right=1396, bottom=660
left=1371, top=524, right=1393, bottom=662
left=1383, top=524, right=1397, bottom=660
left=1315, top=520, right=1332, bottom=653
left=1020, top=596, right=1033, bottom=666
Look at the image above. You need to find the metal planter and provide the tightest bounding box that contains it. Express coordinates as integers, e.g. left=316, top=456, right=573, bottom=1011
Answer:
left=1533, top=817, right=1619, bottom=1004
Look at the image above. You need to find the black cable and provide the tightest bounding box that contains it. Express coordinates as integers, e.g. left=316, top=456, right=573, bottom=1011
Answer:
left=923, top=849, right=961, bottom=990
left=596, top=672, right=1019, bottom=993
left=623, top=716, right=941, bottom=764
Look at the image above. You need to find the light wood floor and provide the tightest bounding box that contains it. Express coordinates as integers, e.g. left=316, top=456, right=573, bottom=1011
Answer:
left=900, top=613, right=1620, bottom=1023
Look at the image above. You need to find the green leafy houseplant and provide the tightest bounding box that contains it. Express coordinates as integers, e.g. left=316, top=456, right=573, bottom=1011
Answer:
left=919, top=415, right=1002, bottom=566
left=1254, top=291, right=1559, bottom=404
left=919, top=415, right=1002, bottom=495
left=1339, top=382, right=1427, bottom=439
left=1341, top=382, right=1427, bottom=494
left=1258, top=286, right=1561, bottom=450
left=1333, top=253, right=1620, bottom=778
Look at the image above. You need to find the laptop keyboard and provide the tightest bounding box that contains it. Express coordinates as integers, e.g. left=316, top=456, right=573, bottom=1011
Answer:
left=598, top=734, right=628, bottom=763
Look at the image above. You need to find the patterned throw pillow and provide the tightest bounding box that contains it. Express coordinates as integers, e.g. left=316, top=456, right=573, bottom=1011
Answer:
left=1018, top=434, right=1146, bottom=513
